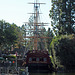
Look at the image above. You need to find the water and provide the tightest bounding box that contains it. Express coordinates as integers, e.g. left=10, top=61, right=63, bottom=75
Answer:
left=29, top=72, right=75, bottom=75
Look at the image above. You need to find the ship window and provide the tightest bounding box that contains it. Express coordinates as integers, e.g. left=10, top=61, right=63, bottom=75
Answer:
left=36, top=58, right=39, bottom=61
left=32, top=57, right=36, bottom=61
left=40, top=58, right=43, bottom=61
left=29, top=57, right=32, bottom=61
left=44, top=58, right=47, bottom=62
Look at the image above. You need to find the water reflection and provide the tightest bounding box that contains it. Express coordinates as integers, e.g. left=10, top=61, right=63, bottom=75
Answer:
left=29, top=72, right=75, bottom=75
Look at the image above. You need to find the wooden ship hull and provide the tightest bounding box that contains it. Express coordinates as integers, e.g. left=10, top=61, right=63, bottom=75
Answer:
left=26, top=50, right=54, bottom=73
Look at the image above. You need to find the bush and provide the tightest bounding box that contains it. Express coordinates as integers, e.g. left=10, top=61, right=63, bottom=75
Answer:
left=50, top=34, right=75, bottom=70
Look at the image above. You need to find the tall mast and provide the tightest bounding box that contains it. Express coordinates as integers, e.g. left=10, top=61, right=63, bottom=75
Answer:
left=33, top=0, right=46, bottom=50
left=24, top=0, right=49, bottom=51
left=34, top=0, right=39, bottom=50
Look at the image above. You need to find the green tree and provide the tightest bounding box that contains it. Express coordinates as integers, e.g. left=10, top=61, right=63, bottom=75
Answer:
left=17, top=25, right=26, bottom=48
left=5, top=23, right=17, bottom=45
left=49, top=0, right=75, bottom=35
left=0, top=20, right=5, bottom=48
left=47, top=28, right=54, bottom=52
left=0, top=20, right=20, bottom=51
left=50, top=34, right=75, bottom=70
left=38, top=27, right=47, bottom=50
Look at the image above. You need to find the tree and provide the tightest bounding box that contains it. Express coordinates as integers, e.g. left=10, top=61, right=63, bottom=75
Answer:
left=17, top=25, right=26, bottom=48
left=49, top=0, right=75, bottom=35
left=57, top=37, right=75, bottom=70
left=5, top=24, right=17, bottom=44
left=50, top=34, right=75, bottom=70
left=0, top=20, right=20, bottom=51
left=47, top=28, right=54, bottom=51
left=0, top=20, right=5, bottom=46
left=0, top=20, right=11, bottom=50
left=38, top=27, right=47, bottom=50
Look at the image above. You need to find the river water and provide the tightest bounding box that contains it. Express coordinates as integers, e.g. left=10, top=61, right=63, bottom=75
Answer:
left=29, top=72, right=75, bottom=75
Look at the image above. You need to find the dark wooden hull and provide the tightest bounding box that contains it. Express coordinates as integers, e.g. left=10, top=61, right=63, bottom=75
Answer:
left=26, top=50, right=54, bottom=73
left=27, top=63, right=53, bottom=73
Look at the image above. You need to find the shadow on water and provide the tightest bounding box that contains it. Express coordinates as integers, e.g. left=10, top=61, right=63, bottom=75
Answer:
left=29, top=72, right=75, bottom=75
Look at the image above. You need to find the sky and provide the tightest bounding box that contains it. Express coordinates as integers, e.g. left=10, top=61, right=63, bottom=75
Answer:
left=0, top=0, right=52, bottom=29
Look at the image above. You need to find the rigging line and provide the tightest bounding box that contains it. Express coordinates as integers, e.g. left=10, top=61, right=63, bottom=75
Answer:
left=39, top=6, right=49, bottom=29
left=37, top=32, right=46, bottom=50
left=23, top=39, right=34, bottom=58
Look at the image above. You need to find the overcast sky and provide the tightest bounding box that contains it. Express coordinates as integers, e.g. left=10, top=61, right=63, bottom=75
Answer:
left=0, top=0, right=52, bottom=29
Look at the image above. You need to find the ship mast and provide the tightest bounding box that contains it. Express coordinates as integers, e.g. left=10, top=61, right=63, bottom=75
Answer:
left=34, top=0, right=39, bottom=50
left=24, top=0, right=49, bottom=50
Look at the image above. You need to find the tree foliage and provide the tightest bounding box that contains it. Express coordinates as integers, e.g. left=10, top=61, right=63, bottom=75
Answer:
left=50, top=34, right=75, bottom=70
left=0, top=20, right=22, bottom=50
left=47, top=28, right=54, bottom=51
left=49, top=0, right=75, bottom=35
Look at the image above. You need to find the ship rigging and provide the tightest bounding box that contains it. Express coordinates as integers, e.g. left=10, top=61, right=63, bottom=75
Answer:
left=24, top=0, right=49, bottom=51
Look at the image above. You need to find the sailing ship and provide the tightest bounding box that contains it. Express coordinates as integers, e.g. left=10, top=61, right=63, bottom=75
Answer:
left=24, top=0, right=54, bottom=73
